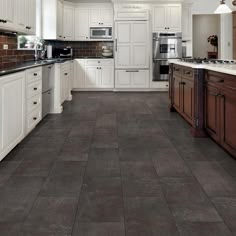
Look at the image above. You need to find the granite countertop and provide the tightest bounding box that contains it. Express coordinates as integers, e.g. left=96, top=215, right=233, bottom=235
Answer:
left=168, top=59, right=236, bottom=76
left=76, top=56, right=114, bottom=59
left=0, top=58, right=74, bottom=77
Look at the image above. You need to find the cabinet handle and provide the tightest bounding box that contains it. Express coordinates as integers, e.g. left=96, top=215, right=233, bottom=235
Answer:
left=33, top=102, right=38, bottom=105
left=115, top=39, right=118, bottom=52
left=3, top=20, right=7, bottom=23
left=34, top=73, right=38, bottom=76
left=217, top=79, right=224, bottom=83
left=126, top=70, right=139, bottom=72
left=34, top=88, right=38, bottom=90
left=185, top=71, right=191, bottom=75
left=33, top=117, right=37, bottom=120
left=174, top=68, right=180, bottom=72
left=64, top=73, right=68, bottom=75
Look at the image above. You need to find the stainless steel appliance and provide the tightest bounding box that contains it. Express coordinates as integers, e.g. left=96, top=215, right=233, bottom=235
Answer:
left=153, top=32, right=182, bottom=81
left=90, top=27, right=112, bottom=40
left=42, top=65, right=53, bottom=118
left=180, top=58, right=236, bottom=64
left=52, top=47, right=73, bottom=58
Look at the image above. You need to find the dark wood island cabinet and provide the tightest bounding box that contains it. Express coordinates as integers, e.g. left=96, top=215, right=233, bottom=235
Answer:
left=205, top=71, right=236, bottom=157
left=169, top=64, right=205, bottom=137
left=169, top=62, right=236, bottom=158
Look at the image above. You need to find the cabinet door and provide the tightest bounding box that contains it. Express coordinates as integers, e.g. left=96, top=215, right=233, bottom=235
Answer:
left=132, top=70, right=149, bottom=88
left=115, top=70, right=132, bottom=88
left=15, top=0, right=27, bottom=33
left=0, top=0, right=15, bottom=30
left=57, top=0, right=63, bottom=39
left=26, top=0, right=36, bottom=34
left=74, top=8, right=89, bottom=41
left=182, top=78, right=194, bottom=124
left=63, top=5, right=74, bottom=40
left=220, top=91, right=236, bottom=156
left=182, top=5, right=192, bottom=40
left=173, top=75, right=181, bottom=112
left=73, top=59, right=85, bottom=88
left=85, top=67, right=99, bottom=88
left=132, top=22, right=149, bottom=68
left=100, top=8, right=113, bottom=26
left=60, top=73, right=65, bottom=104
left=0, top=72, right=25, bottom=162
left=115, top=22, right=131, bottom=68
left=89, top=9, right=100, bottom=27
left=100, top=66, right=114, bottom=89
left=153, top=5, right=166, bottom=31
left=205, top=85, right=220, bottom=142
left=166, top=5, right=182, bottom=32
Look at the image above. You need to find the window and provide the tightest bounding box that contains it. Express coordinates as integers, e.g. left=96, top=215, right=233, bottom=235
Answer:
left=17, top=36, right=44, bottom=50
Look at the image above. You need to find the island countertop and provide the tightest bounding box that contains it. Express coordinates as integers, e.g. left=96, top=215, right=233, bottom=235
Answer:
left=168, top=59, right=236, bottom=76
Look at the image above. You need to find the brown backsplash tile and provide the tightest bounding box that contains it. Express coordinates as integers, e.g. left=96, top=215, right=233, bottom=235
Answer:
left=0, top=32, right=34, bottom=70
left=0, top=31, right=114, bottom=70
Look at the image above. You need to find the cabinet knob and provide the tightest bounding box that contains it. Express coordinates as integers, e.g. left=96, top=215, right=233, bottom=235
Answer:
left=33, top=117, right=37, bottom=121
left=33, top=102, right=37, bottom=105
left=64, top=73, right=68, bottom=75
left=34, top=88, right=38, bottom=91
left=3, top=20, right=7, bottom=23
left=34, top=73, right=37, bottom=76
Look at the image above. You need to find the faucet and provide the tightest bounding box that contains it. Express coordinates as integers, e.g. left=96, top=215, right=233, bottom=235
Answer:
left=34, top=43, right=40, bottom=61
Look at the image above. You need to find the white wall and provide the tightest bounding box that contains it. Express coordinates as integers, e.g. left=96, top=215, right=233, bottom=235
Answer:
left=193, top=15, right=220, bottom=58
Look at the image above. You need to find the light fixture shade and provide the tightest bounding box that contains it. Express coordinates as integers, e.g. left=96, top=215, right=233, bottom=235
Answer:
left=214, top=1, right=232, bottom=14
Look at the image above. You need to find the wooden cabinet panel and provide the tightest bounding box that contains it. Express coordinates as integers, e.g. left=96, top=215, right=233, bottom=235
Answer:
left=220, top=91, right=236, bottom=156
left=205, top=85, right=220, bottom=142
left=182, top=78, right=194, bottom=123
left=173, top=75, right=181, bottom=112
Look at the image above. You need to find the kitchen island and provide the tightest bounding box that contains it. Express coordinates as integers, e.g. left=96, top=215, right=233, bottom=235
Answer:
left=169, top=59, right=236, bottom=158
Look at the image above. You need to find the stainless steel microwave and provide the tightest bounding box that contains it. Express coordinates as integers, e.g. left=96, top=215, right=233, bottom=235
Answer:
left=90, top=27, right=112, bottom=40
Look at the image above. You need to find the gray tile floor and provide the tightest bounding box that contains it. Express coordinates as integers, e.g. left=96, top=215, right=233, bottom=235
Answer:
left=0, top=92, right=236, bottom=236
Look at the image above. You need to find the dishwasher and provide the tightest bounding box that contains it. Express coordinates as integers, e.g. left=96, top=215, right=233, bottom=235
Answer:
left=42, top=64, right=53, bottom=118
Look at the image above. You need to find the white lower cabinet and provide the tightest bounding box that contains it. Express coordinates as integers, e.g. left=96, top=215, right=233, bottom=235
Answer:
left=115, top=70, right=149, bottom=89
left=73, top=59, right=114, bottom=90
left=25, top=67, right=42, bottom=134
left=0, top=72, right=25, bottom=162
left=60, top=62, right=72, bottom=104
left=150, top=81, right=169, bottom=90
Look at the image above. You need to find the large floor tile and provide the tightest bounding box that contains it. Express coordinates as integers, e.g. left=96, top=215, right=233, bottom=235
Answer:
left=189, top=161, right=236, bottom=197
left=160, top=177, right=210, bottom=205
left=72, top=222, right=125, bottom=236
left=120, top=161, right=158, bottom=179
left=151, top=148, right=192, bottom=177
left=123, top=197, right=172, bottom=223
left=122, top=178, right=163, bottom=197
left=176, top=222, right=233, bottom=236
left=76, top=193, right=124, bottom=222
left=24, top=197, right=78, bottom=234
left=212, top=197, right=236, bottom=235
left=89, top=148, right=119, bottom=161
left=119, top=148, right=150, bottom=162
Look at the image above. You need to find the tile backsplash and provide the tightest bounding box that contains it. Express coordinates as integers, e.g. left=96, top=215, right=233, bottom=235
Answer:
left=47, top=41, right=114, bottom=58
left=0, top=32, right=35, bottom=70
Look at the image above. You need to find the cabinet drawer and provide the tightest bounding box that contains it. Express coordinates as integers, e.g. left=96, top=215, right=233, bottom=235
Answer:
left=85, top=59, right=114, bottom=66
left=173, top=65, right=182, bottom=76
left=27, top=80, right=42, bottom=98
left=27, top=93, right=42, bottom=114
left=26, top=67, right=42, bottom=84
left=183, top=68, right=194, bottom=79
left=26, top=108, right=42, bottom=134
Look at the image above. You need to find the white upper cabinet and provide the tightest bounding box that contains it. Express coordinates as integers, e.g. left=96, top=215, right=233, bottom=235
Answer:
left=115, top=21, right=149, bottom=69
left=89, top=8, right=113, bottom=27
left=153, top=4, right=182, bottom=32
left=182, top=4, right=192, bottom=41
left=14, top=0, right=36, bottom=34
left=0, top=0, right=15, bottom=30
left=42, top=0, right=64, bottom=40
left=63, top=5, right=74, bottom=40
left=25, top=0, right=36, bottom=34
left=74, top=8, right=89, bottom=41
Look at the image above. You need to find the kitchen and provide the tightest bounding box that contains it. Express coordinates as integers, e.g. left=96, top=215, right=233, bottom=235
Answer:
left=0, top=0, right=236, bottom=235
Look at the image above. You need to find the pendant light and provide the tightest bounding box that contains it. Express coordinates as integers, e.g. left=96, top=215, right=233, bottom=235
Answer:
left=214, top=0, right=232, bottom=14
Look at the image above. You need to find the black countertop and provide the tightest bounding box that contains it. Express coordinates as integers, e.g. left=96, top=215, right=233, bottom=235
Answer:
left=0, top=56, right=114, bottom=77
left=0, top=58, right=73, bottom=77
